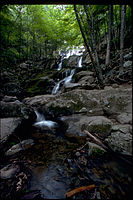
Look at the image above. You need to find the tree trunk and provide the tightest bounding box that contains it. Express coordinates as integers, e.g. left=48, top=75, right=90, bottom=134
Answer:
left=105, top=5, right=113, bottom=67
left=119, top=5, right=126, bottom=75
left=83, top=5, right=104, bottom=87
left=74, top=5, right=94, bottom=66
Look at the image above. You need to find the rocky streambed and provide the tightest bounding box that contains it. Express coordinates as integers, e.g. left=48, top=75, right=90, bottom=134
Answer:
left=0, top=55, right=132, bottom=199
left=0, top=125, right=132, bottom=200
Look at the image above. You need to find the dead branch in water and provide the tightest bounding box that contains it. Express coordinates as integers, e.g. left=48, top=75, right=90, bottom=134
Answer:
left=84, top=130, right=108, bottom=150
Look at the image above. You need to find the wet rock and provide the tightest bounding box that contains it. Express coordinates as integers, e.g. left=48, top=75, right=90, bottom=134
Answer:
left=124, top=52, right=132, bottom=60
left=116, top=113, right=132, bottom=124
left=0, top=164, right=20, bottom=179
left=5, top=139, right=34, bottom=156
left=87, top=142, right=106, bottom=156
left=0, top=117, right=22, bottom=142
left=105, top=132, right=132, bottom=155
left=63, top=55, right=79, bottom=68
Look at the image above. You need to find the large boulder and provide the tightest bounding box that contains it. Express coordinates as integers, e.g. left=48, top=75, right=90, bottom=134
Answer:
left=74, top=71, right=94, bottom=82
left=0, top=117, right=22, bottom=142
left=0, top=99, right=34, bottom=119
left=87, top=142, right=106, bottom=156
left=62, top=55, right=79, bottom=68
left=105, top=132, right=132, bottom=156
left=23, top=87, right=132, bottom=119
left=116, top=113, right=132, bottom=124
left=0, top=164, right=20, bottom=179
left=5, top=139, right=34, bottom=156
left=61, top=114, right=112, bottom=139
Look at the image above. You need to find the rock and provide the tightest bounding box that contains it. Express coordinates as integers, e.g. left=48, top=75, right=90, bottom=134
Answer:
left=116, top=113, right=132, bottom=124
left=74, top=71, right=94, bottom=82
left=64, top=83, right=81, bottom=92
left=0, top=164, right=20, bottom=179
left=87, top=142, right=106, bottom=156
left=123, top=61, right=132, bottom=69
left=2, top=95, right=17, bottom=102
left=112, top=124, right=132, bottom=134
left=0, top=117, right=22, bottom=142
left=102, top=87, right=132, bottom=117
left=62, top=55, right=79, bottom=68
left=23, top=87, right=132, bottom=119
left=78, top=75, right=94, bottom=85
left=5, top=139, right=34, bottom=156
left=79, top=107, right=88, bottom=113
left=0, top=100, right=34, bottom=119
left=105, top=132, right=132, bottom=155
left=61, top=114, right=112, bottom=139
left=124, top=52, right=132, bottom=61
left=81, top=116, right=113, bottom=139
left=3, top=82, right=22, bottom=96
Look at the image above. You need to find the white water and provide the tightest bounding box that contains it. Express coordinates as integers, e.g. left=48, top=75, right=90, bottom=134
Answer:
left=57, top=57, right=63, bottom=71
left=78, top=57, right=82, bottom=68
left=34, top=110, right=57, bottom=129
left=52, top=79, right=63, bottom=95
left=64, top=69, right=75, bottom=85
left=52, top=69, right=75, bottom=95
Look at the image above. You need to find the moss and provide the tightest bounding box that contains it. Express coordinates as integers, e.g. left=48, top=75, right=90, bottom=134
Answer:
left=89, top=124, right=111, bottom=134
left=48, top=105, right=72, bottom=117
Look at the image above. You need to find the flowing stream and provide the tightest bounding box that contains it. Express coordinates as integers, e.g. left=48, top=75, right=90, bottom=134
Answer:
left=34, top=110, right=57, bottom=129
left=21, top=129, right=132, bottom=199
left=78, top=56, right=82, bottom=68
left=52, top=69, right=75, bottom=95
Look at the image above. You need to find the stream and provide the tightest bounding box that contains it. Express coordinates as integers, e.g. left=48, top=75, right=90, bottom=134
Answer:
left=18, top=123, right=132, bottom=199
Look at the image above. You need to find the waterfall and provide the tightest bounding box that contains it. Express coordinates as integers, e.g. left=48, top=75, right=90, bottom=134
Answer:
left=52, top=80, right=63, bottom=95
left=57, top=58, right=63, bottom=71
left=64, top=69, right=75, bottom=85
left=78, top=57, right=82, bottom=68
left=34, top=110, right=57, bottom=128
left=52, top=69, right=75, bottom=95
left=35, top=110, right=45, bottom=122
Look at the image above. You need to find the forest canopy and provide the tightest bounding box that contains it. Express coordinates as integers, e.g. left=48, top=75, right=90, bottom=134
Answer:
left=0, top=4, right=132, bottom=69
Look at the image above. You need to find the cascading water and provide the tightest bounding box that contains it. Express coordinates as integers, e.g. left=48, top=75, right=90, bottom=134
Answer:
left=78, top=56, right=82, bottom=68
left=57, top=58, right=63, bottom=71
left=52, top=69, right=75, bottom=95
left=64, top=69, right=75, bottom=85
left=34, top=110, right=57, bottom=129
left=52, top=80, right=63, bottom=95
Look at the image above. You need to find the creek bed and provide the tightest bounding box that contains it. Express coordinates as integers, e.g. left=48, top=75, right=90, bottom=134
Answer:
left=20, top=130, right=132, bottom=199
left=0, top=129, right=132, bottom=199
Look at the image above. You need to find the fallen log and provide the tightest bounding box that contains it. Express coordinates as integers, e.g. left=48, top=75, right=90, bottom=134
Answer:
left=84, top=130, right=133, bottom=166
left=84, top=130, right=108, bottom=151
left=65, top=184, right=95, bottom=198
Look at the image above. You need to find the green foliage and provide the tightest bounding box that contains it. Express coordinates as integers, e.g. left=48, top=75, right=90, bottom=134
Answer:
left=0, top=4, right=132, bottom=67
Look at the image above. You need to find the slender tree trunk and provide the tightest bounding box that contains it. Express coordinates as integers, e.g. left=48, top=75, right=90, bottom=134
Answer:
left=45, top=40, right=47, bottom=58
left=119, top=5, right=126, bottom=75
left=118, top=5, right=122, bottom=46
left=83, top=5, right=104, bottom=87
left=74, top=5, right=94, bottom=65
left=105, top=5, right=113, bottom=67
